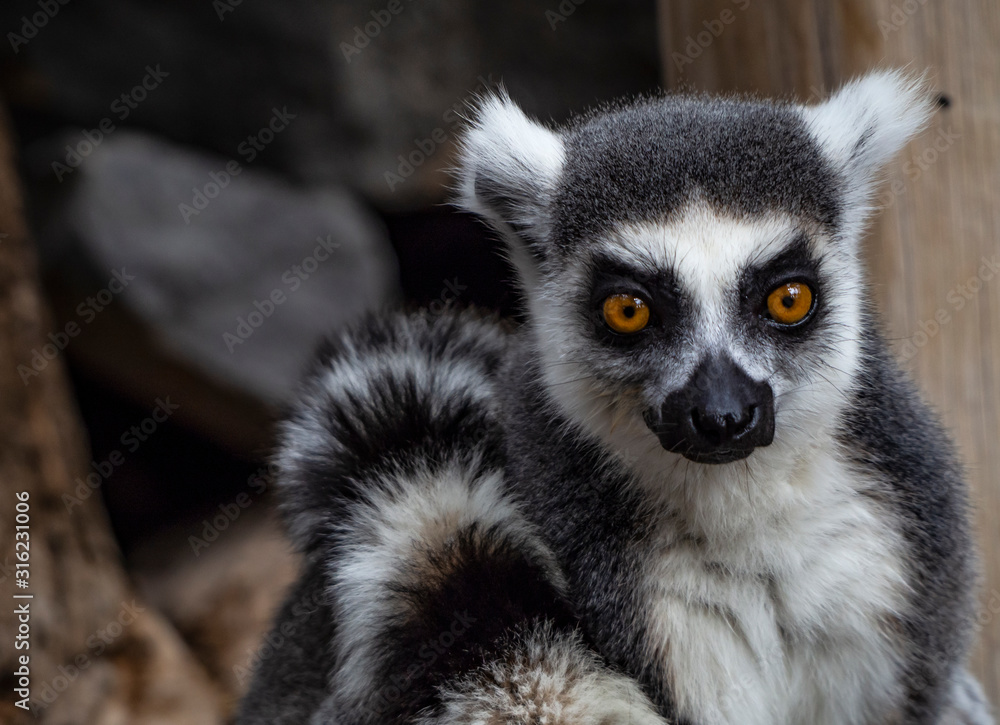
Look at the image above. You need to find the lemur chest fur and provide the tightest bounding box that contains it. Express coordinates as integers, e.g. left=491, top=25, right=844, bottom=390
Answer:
left=636, top=450, right=908, bottom=725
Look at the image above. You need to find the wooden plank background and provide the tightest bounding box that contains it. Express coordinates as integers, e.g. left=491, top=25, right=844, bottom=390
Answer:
left=658, top=0, right=1000, bottom=707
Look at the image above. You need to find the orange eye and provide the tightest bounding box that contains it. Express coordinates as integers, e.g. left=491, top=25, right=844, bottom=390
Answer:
left=603, top=294, right=650, bottom=334
left=766, top=282, right=813, bottom=325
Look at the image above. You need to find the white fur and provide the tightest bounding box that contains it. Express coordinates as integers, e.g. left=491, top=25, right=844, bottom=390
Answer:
left=329, top=464, right=566, bottom=717
left=640, top=448, right=908, bottom=725
left=802, top=70, right=934, bottom=242
left=455, top=93, right=565, bottom=287
left=597, top=208, right=860, bottom=383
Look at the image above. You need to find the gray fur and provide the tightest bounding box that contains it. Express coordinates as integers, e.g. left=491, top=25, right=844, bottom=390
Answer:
left=552, top=95, right=841, bottom=248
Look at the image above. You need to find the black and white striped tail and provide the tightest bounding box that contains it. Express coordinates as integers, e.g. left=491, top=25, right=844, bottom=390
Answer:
left=238, top=310, right=665, bottom=724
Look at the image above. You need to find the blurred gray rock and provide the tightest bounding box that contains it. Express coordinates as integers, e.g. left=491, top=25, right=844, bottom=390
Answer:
left=332, top=0, right=661, bottom=205
left=4, top=0, right=660, bottom=209
left=2, top=0, right=351, bottom=183
left=36, top=129, right=399, bottom=405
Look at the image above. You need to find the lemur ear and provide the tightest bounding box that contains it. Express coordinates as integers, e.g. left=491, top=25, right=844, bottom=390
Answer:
left=455, top=93, right=564, bottom=271
left=804, top=70, right=934, bottom=210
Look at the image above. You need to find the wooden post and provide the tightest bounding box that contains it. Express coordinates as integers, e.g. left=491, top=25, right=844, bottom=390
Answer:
left=659, top=0, right=1000, bottom=705
left=0, top=104, right=223, bottom=723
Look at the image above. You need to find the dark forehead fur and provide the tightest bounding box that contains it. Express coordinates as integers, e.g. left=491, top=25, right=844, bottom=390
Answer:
left=552, top=95, right=842, bottom=248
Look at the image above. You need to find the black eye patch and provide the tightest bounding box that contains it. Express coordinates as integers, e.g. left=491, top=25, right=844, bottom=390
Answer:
left=739, top=234, right=824, bottom=332
left=586, top=255, right=689, bottom=344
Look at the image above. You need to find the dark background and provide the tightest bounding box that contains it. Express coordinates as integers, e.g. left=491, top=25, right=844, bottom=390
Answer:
left=1, top=0, right=661, bottom=552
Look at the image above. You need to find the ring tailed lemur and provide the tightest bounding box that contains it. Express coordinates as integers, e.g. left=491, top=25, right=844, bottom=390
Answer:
left=237, top=71, right=993, bottom=725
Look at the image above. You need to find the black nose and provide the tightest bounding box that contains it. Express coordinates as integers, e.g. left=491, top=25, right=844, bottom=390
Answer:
left=644, top=355, right=774, bottom=464
left=690, top=404, right=755, bottom=444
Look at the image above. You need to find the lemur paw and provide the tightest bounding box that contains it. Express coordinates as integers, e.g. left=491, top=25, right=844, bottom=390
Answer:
left=419, top=623, right=670, bottom=725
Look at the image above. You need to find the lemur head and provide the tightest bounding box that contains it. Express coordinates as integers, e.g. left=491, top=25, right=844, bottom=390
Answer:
left=457, top=72, right=932, bottom=473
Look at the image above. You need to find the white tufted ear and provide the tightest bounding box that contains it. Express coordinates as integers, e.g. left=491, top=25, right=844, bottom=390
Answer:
left=455, top=93, right=565, bottom=279
left=803, top=70, right=934, bottom=229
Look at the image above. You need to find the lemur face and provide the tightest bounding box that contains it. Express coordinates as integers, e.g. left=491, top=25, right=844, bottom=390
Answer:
left=562, top=209, right=847, bottom=465
left=458, top=72, right=931, bottom=469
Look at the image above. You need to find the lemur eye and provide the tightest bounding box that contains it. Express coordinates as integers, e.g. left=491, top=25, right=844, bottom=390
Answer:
left=766, top=282, right=814, bottom=325
left=603, top=294, right=650, bottom=334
